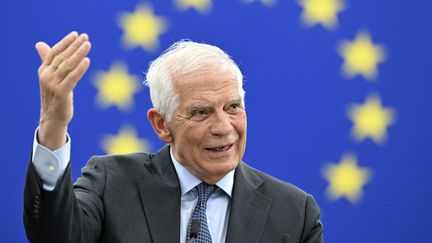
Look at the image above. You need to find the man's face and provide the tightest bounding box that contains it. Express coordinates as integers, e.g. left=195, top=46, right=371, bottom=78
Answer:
left=167, top=68, right=247, bottom=184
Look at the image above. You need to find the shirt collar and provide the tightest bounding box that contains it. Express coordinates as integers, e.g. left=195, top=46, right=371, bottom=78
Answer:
left=170, top=146, right=234, bottom=198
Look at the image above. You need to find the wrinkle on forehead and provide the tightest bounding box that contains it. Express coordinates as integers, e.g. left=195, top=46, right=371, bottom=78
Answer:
left=183, top=82, right=240, bottom=108
left=172, top=67, right=240, bottom=102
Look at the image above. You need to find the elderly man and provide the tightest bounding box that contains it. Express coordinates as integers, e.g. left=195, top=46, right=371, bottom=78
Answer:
left=24, top=31, right=323, bottom=243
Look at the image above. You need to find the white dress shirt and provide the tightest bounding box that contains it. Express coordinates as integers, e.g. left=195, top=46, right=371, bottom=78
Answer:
left=170, top=148, right=233, bottom=243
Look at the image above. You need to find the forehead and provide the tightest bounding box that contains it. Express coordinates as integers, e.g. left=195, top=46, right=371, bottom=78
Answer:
left=173, top=68, right=241, bottom=105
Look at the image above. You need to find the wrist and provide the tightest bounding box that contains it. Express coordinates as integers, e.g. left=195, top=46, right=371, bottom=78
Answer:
left=38, top=121, right=68, bottom=150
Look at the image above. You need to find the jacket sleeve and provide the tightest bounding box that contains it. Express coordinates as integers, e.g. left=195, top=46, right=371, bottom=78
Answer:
left=300, top=195, right=323, bottom=243
left=23, top=155, right=106, bottom=243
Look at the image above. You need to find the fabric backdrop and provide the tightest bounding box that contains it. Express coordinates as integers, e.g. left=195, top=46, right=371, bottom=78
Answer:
left=1, top=0, right=431, bottom=242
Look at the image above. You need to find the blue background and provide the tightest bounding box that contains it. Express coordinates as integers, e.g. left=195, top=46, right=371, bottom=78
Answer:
left=1, top=0, right=431, bottom=242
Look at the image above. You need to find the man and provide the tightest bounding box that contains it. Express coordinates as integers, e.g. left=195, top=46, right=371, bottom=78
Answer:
left=24, top=31, right=323, bottom=243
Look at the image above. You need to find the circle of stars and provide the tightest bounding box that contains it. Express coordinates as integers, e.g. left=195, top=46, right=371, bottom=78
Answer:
left=89, top=0, right=397, bottom=204
left=294, top=0, right=396, bottom=204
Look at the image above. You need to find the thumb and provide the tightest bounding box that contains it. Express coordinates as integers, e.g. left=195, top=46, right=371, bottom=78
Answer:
left=35, top=42, right=51, bottom=62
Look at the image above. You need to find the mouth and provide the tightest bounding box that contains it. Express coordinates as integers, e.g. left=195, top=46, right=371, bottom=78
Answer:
left=205, top=144, right=233, bottom=152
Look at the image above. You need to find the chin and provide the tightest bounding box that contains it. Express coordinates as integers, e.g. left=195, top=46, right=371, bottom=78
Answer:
left=207, top=158, right=239, bottom=173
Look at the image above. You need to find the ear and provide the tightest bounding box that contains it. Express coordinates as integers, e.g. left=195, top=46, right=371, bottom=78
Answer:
left=147, top=108, right=173, bottom=144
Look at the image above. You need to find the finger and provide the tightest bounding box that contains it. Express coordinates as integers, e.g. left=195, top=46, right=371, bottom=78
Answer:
left=44, top=31, right=78, bottom=66
left=61, top=33, right=89, bottom=61
left=35, top=42, right=51, bottom=62
left=56, top=40, right=91, bottom=79
left=52, top=34, right=89, bottom=72
left=59, top=57, right=91, bottom=92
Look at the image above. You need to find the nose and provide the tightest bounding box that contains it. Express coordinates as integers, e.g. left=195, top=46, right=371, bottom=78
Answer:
left=209, top=110, right=233, bottom=136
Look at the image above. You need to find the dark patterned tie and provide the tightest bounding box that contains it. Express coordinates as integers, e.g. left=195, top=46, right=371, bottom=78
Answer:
left=186, top=182, right=218, bottom=243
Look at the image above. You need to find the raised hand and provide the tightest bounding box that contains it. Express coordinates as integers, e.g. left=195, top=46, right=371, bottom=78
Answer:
left=35, top=31, right=91, bottom=150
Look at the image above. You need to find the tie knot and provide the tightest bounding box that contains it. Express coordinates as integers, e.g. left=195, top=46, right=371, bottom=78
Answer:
left=196, top=182, right=217, bottom=204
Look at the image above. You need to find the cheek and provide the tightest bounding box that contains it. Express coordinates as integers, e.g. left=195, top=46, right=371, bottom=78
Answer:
left=180, top=124, right=209, bottom=147
left=234, top=115, right=247, bottom=135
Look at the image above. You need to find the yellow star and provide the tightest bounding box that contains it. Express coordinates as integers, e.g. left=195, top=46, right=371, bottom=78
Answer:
left=323, top=153, right=372, bottom=203
left=298, top=0, right=345, bottom=29
left=102, top=125, right=150, bottom=154
left=93, top=62, right=141, bottom=111
left=338, top=31, right=386, bottom=80
left=348, top=94, right=396, bottom=144
left=175, top=0, right=213, bottom=13
left=118, top=4, right=167, bottom=52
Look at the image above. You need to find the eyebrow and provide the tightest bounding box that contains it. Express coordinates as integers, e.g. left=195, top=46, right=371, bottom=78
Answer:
left=191, top=97, right=241, bottom=107
left=185, top=96, right=243, bottom=111
left=229, top=98, right=243, bottom=104
left=185, top=103, right=211, bottom=113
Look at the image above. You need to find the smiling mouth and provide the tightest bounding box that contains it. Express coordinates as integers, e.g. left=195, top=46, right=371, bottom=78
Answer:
left=206, top=144, right=233, bottom=152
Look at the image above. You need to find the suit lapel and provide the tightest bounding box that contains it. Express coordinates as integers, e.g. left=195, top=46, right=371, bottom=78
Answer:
left=225, top=162, right=272, bottom=243
left=136, top=146, right=181, bottom=243
left=135, top=147, right=272, bottom=243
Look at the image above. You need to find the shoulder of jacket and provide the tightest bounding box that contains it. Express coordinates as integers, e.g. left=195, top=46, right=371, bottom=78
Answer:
left=242, top=162, right=310, bottom=201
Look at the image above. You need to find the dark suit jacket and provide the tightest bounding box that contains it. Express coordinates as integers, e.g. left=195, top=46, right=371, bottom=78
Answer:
left=24, top=145, right=323, bottom=243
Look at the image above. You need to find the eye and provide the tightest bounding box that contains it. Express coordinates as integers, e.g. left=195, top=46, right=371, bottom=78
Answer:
left=190, top=109, right=209, bottom=119
left=227, top=103, right=241, bottom=113
left=196, top=110, right=208, bottom=116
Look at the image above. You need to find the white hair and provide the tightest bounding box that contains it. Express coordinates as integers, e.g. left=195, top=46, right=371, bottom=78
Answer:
left=144, top=40, right=245, bottom=121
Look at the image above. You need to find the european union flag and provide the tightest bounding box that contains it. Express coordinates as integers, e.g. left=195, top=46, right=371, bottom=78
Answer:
left=2, top=0, right=431, bottom=242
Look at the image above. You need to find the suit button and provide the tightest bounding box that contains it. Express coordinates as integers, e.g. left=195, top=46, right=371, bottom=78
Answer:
left=33, top=208, right=39, bottom=217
